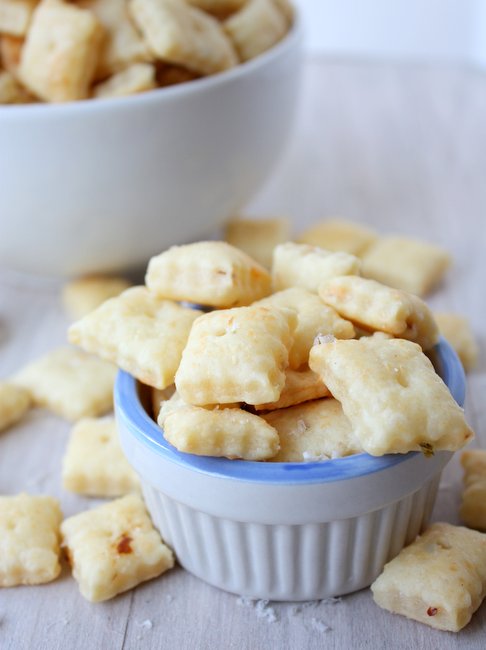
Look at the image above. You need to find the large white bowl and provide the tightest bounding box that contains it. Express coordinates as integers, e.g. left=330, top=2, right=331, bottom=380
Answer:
left=115, top=339, right=465, bottom=601
left=0, top=23, right=302, bottom=277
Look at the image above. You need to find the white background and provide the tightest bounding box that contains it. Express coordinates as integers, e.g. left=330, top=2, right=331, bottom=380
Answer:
left=294, top=0, right=486, bottom=66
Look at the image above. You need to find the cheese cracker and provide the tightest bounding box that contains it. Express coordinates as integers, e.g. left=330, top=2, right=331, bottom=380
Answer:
left=319, top=275, right=439, bottom=350
left=61, top=494, right=174, bottom=602
left=78, top=0, right=152, bottom=79
left=62, top=417, right=140, bottom=497
left=224, top=0, right=287, bottom=62
left=62, top=274, right=131, bottom=320
left=371, top=522, right=486, bottom=632
left=162, top=403, right=279, bottom=460
left=309, top=336, right=473, bottom=456
left=460, top=450, right=486, bottom=532
left=69, top=286, right=202, bottom=390
left=94, top=62, right=156, bottom=98
left=0, top=494, right=62, bottom=587
left=175, top=305, right=296, bottom=405
left=298, top=218, right=377, bottom=257
left=129, top=0, right=238, bottom=75
left=19, top=0, right=104, bottom=102
left=256, top=287, right=355, bottom=369
left=435, top=313, right=479, bottom=372
left=0, top=0, right=38, bottom=37
left=146, top=241, right=272, bottom=307
left=263, top=398, right=361, bottom=462
left=0, top=381, right=31, bottom=432
left=224, top=216, right=291, bottom=269
left=13, top=346, right=116, bottom=421
left=254, top=367, right=329, bottom=411
left=362, top=236, right=451, bottom=296
left=272, top=242, right=361, bottom=294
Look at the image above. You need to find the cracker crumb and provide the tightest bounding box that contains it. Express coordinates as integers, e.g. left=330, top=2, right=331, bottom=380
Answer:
left=236, top=596, right=255, bottom=607
left=138, top=619, right=153, bottom=630
left=310, top=617, right=331, bottom=632
left=255, top=600, right=278, bottom=623
left=320, top=596, right=342, bottom=605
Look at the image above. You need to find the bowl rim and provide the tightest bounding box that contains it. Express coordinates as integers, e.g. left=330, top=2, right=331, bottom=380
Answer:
left=115, top=337, right=466, bottom=485
left=0, top=15, right=303, bottom=117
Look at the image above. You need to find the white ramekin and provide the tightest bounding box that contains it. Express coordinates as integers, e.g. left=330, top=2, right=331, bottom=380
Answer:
left=115, top=339, right=464, bottom=601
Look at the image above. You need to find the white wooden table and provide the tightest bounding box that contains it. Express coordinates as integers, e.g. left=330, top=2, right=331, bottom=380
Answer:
left=1, top=57, right=485, bottom=649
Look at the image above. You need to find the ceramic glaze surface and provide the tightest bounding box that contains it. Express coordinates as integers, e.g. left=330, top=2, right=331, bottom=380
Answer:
left=0, top=24, right=302, bottom=276
left=115, top=338, right=464, bottom=599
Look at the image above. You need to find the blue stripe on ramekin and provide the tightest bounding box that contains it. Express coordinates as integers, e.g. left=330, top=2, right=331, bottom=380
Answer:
left=114, top=337, right=466, bottom=485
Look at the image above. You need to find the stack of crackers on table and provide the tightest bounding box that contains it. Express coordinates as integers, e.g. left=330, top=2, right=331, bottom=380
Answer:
left=1, top=215, right=485, bottom=634
left=0, top=0, right=293, bottom=104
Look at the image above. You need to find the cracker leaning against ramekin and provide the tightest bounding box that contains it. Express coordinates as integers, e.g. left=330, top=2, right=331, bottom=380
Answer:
left=309, top=336, right=473, bottom=456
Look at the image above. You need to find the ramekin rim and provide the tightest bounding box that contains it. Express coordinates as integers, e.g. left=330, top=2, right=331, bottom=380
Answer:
left=0, top=15, right=303, bottom=117
left=114, top=337, right=466, bottom=484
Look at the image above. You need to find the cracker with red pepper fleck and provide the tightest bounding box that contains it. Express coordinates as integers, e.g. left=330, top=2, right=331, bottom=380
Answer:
left=371, top=522, right=486, bottom=632
left=61, top=494, right=174, bottom=602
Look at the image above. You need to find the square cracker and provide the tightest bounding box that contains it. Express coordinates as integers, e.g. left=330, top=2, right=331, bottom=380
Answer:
left=224, top=0, right=287, bottom=62
left=371, top=522, right=486, bottom=632
left=309, top=336, right=473, bottom=456
left=146, top=241, right=272, bottom=308
left=62, top=417, right=140, bottom=497
left=62, top=275, right=131, bottom=321
left=129, top=0, right=237, bottom=75
left=362, top=236, right=451, bottom=296
left=254, top=367, right=329, bottom=411
left=0, top=494, right=62, bottom=587
left=175, top=305, right=296, bottom=405
left=157, top=391, right=240, bottom=425
left=435, top=312, right=478, bottom=372
left=297, top=218, right=377, bottom=257
left=13, top=346, right=116, bottom=421
left=94, top=62, right=156, bottom=98
left=69, top=286, right=202, bottom=390
left=262, top=398, right=362, bottom=462
left=61, top=494, right=174, bottom=602
left=19, top=0, right=103, bottom=102
left=272, top=242, right=361, bottom=294
left=161, top=402, right=279, bottom=460
left=460, top=449, right=486, bottom=532
left=78, top=0, right=152, bottom=79
left=0, top=381, right=31, bottom=432
left=319, top=275, right=439, bottom=350
left=0, top=0, right=38, bottom=37
left=224, top=216, right=291, bottom=269
left=256, top=287, right=355, bottom=369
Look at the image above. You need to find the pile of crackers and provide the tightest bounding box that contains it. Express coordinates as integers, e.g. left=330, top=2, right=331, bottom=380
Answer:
left=1, top=215, right=485, bottom=632
left=0, top=0, right=293, bottom=104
